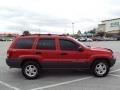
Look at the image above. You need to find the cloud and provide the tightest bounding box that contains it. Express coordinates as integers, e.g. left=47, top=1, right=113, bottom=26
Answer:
left=0, top=7, right=73, bottom=34
left=108, top=0, right=120, bottom=6
left=109, top=10, right=120, bottom=18
left=0, top=0, right=120, bottom=34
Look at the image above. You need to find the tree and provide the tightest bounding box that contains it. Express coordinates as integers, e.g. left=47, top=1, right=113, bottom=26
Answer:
left=97, top=32, right=105, bottom=37
left=77, top=30, right=81, bottom=36
left=77, top=30, right=81, bottom=34
left=89, top=28, right=96, bottom=34
left=84, top=31, right=87, bottom=34
left=23, top=31, right=31, bottom=36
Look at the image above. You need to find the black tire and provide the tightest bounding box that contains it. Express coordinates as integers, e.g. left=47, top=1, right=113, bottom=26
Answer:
left=91, top=60, right=110, bottom=77
left=22, top=61, right=41, bottom=79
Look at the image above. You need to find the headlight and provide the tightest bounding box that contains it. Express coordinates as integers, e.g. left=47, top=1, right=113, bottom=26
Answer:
left=104, top=48, right=113, bottom=53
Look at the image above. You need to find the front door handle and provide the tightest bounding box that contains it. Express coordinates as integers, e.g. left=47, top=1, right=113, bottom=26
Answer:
left=60, top=53, right=67, bottom=55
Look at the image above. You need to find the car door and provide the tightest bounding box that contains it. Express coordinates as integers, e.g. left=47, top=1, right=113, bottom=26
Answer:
left=35, top=38, right=59, bottom=69
left=58, top=38, right=88, bottom=69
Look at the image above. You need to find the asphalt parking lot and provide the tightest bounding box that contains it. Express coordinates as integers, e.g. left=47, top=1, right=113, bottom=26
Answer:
left=0, top=41, right=120, bottom=90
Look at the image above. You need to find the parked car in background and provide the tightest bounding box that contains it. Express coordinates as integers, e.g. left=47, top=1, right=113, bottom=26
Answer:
left=86, top=38, right=93, bottom=42
left=78, top=37, right=86, bottom=42
left=115, top=36, right=120, bottom=40
left=0, top=34, right=19, bottom=41
left=103, top=37, right=117, bottom=41
left=78, top=37, right=93, bottom=42
left=0, top=37, right=6, bottom=41
left=93, top=37, right=104, bottom=41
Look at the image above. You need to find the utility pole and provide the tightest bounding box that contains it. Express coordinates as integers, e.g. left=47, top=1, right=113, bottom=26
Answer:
left=72, top=22, right=74, bottom=35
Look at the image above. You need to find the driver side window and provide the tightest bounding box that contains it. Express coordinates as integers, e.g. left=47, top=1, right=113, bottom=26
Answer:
left=60, top=39, right=79, bottom=51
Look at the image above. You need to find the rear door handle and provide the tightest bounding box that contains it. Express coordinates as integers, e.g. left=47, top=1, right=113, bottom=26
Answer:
left=35, top=52, right=42, bottom=54
left=60, top=53, right=67, bottom=55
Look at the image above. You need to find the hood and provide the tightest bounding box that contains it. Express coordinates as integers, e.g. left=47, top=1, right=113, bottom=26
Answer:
left=90, top=47, right=113, bottom=53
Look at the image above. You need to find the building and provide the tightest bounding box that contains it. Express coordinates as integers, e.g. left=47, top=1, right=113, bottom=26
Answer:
left=96, top=24, right=105, bottom=33
left=97, top=18, right=120, bottom=36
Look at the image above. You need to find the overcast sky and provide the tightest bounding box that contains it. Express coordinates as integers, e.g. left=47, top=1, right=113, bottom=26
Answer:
left=0, top=0, right=120, bottom=34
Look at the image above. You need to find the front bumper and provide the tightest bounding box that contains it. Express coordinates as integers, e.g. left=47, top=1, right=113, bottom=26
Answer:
left=110, top=58, right=116, bottom=67
left=6, top=58, right=23, bottom=68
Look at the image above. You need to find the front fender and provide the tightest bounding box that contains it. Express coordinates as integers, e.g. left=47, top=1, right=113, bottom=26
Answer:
left=89, top=54, right=112, bottom=63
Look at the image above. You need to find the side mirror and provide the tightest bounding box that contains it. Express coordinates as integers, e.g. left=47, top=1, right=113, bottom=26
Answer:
left=78, top=47, right=84, bottom=51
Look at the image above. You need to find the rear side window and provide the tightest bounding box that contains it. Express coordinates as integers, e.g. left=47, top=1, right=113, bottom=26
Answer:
left=14, top=38, right=34, bottom=49
left=37, top=38, right=56, bottom=50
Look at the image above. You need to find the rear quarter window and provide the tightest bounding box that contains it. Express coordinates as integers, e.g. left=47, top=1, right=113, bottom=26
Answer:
left=14, top=38, right=34, bottom=49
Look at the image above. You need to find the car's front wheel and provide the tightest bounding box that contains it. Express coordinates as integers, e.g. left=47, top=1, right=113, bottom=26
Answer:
left=22, top=61, right=41, bottom=79
left=91, top=60, right=110, bottom=77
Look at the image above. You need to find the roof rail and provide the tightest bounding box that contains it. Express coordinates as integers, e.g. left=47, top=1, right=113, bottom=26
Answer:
left=31, top=34, right=53, bottom=36
left=21, top=34, right=68, bottom=36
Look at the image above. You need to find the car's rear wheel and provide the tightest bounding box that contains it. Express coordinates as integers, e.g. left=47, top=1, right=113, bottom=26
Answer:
left=22, top=61, right=41, bottom=79
left=91, top=60, right=110, bottom=77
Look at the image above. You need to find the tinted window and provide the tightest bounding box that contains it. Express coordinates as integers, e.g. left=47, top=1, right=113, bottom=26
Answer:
left=37, top=38, right=56, bottom=50
left=14, top=38, right=34, bottom=49
left=60, top=39, right=79, bottom=51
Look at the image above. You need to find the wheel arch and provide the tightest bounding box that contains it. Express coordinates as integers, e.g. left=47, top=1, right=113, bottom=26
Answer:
left=90, top=58, right=110, bottom=69
left=21, top=58, right=41, bottom=68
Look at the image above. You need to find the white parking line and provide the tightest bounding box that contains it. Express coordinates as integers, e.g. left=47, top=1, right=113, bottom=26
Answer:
left=0, top=80, right=20, bottom=90
left=0, top=68, right=118, bottom=90
left=30, top=69, right=120, bottom=90
left=30, top=77, right=92, bottom=90
left=110, top=68, right=120, bottom=73
left=109, top=74, right=120, bottom=78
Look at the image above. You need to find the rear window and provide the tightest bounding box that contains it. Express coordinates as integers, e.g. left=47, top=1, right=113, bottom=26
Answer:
left=14, top=38, right=34, bottom=49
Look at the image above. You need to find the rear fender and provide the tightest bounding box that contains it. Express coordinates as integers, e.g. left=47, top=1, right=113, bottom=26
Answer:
left=19, top=55, right=42, bottom=63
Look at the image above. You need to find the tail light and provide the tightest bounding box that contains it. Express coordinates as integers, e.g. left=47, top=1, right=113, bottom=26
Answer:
left=7, top=49, right=11, bottom=58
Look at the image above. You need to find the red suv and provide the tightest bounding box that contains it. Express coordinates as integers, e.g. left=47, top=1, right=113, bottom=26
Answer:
left=6, top=34, right=116, bottom=79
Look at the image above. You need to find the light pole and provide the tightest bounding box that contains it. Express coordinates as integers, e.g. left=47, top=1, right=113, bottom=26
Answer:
left=72, top=22, right=74, bottom=35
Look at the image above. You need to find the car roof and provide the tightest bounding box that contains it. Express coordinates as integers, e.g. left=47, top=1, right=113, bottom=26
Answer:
left=16, top=34, right=71, bottom=39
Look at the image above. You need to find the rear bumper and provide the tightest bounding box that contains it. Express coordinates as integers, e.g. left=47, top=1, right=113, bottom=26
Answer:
left=110, top=58, right=116, bottom=67
left=6, top=58, right=23, bottom=68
